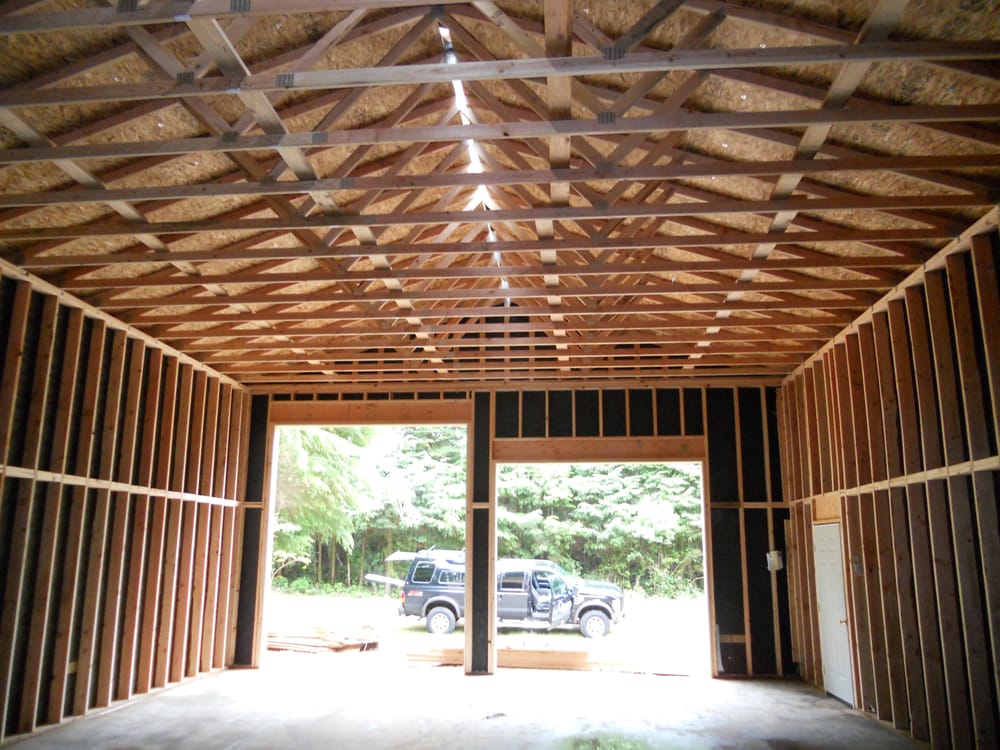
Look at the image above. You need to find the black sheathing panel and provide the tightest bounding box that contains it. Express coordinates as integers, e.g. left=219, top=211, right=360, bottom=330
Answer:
left=746, top=508, right=776, bottom=674
left=738, top=388, right=767, bottom=502
left=495, top=391, right=519, bottom=438
left=958, top=251, right=998, bottom=455
left=602, top=390, right=626, bottom=436
left=471, top=507, right=490, bottom=673
left=233, top=507, right=261, bottom=666
left=628, top=389, right=653, bottom=436
left=234, top=395, right=269, bottom=665
left=68, top=319, right=94, bottom=473
left=549, top=391, right=572, bottom=436
left=575, top=391, right=599, bottom=436
left=773, top=507, right=793, bottom=671
left=707, top=389, right=738, bottom=503
left=720, top=643, right=747, bottom=675
left=39, top=307, right=70, bottom=473
left=655, top=388, right=681, bottom=436
left=6, top=291, right=43, bottom=467
left=522, top=391, right=546, bottom=437
left=0, top=479, right=17, bottom=631
left=683, top=388, right=704, bottom=435
left=473, top=393, right=491, bottom=500
left=0, top=276, right=14, bottom=362
left=766, top=388, right=783, bottom=503
left=150, top=357, right=169, bottom=484
left=87, top=329, right=114, bottom=479
left=710, top=508, right=744, bottom=636
left=129, top=348, right=153, bottom=486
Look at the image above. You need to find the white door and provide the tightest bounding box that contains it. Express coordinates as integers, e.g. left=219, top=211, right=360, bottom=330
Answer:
left=813, top=523, right=854, bottom=704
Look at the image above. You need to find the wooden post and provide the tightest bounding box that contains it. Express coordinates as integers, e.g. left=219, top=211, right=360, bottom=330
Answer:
left=73, top=329, right=128, bottom=717
left=156, top=365, right=193, bottom=687
left=94, top=340, right=145, bottom=708
left=117, top=348, right=163, bottom=701
left=140, top=357, right=178, bottom=692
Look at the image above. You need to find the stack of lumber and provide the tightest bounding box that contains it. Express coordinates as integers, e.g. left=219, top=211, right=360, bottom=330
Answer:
left=267, top=627, right=378, bottom=654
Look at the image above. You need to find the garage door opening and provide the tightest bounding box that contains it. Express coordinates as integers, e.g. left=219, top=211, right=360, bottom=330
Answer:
left=494, top=461, right=710, bottom=675
left=264, top=424, right=467, bottom=658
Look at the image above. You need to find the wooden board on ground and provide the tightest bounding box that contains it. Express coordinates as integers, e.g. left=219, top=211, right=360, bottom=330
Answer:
left=267, top=628, right=378, bottom=654
left=408, top=647, right=687, bottom=674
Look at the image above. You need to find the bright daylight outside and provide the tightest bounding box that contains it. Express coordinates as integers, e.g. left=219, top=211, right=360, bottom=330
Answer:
left=266, top=425, right=708, bottom=675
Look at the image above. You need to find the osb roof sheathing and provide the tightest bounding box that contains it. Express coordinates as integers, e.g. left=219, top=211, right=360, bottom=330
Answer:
left=0, top=0, right=997, bottom=392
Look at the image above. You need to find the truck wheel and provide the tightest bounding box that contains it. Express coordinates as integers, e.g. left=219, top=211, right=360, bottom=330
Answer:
left=579, top=610, right=610, bottom=638
left=426, top=607, right=456, bottom=635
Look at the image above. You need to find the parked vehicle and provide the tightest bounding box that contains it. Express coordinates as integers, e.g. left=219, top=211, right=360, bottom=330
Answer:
left=393, top=550, right=623, bottom=637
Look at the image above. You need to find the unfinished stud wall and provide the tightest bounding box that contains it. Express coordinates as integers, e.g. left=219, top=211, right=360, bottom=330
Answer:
left=779, top=231, right=1000, bottom=748
left=0, top=274, right=250, bottom=742
left=472, top=385, right=788, bottom=677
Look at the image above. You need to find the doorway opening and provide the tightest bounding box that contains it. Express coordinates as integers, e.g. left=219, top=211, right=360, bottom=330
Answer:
left=494, top=461, right=710, bottom=675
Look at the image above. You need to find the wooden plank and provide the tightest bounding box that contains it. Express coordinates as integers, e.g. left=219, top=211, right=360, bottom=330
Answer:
left=827, top=348, right=849, bottom=492
left=170, top=502, right=198, bottom=682
left=946, top=251, right=1000, bottom=717
left=46, top=320, right=107, bottom=725
left=199, top=383, right=230, bottom=672
left=73, top=329, right=128, bottom=717
left=843, top=334, right=872, bottom=485
left=216, top=390, right=247, bottom=667
left=170, top=372, right=207, bottom=680
left=786, top=515, right=802, bottom=666
left=18, top=308, right=84, bottom=734
left=858, top=493, right=891, bottom=720
left=871, top=490, right=908, bottom=728
left=885, top=302, right=952, bottom=747
left=1, top=58, right=996, bottom=122
left=0, top=282, right=30, bottom=466
left=732, top=390, right=753, bottom=675
left=156, top=365, right=193, bottom=687
left=0, top=292, right=55, bottom=740
left=803, top=370, right=821, bottom=497
left=492, top=435, right=706, bottom=462
left=802, top=502, right=820, bottom=686
left=269, top=398, right=470, bottom=426
left=816, top=351, right=840, bottom=496
left=95, top=340, right=145, bottom=708
left=6, top=153, right=997, bottom=211
left=185, top=501, right=212, bottom=677
left=188, top=379, right=220, bottom=675
left=761, top=388, right=783, bottom=676
left=842, top=496, right=876, bottom=714
left=969, top=233, right=1000, bottom=441
left=116, top=348, right=163, bottom=701
left=136, top=356, right=178, bottom=694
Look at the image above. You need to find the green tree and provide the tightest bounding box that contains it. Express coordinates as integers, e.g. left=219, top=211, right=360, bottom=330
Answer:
left=273, top=426, right=372, bottom=583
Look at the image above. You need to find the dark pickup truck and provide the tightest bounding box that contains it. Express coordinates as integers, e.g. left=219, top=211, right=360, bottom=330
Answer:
left=395, top=550, right=623, bottom=637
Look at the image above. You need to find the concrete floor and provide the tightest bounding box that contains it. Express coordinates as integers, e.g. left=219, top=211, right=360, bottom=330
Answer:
left=10, top=651, right=926, bottom=750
